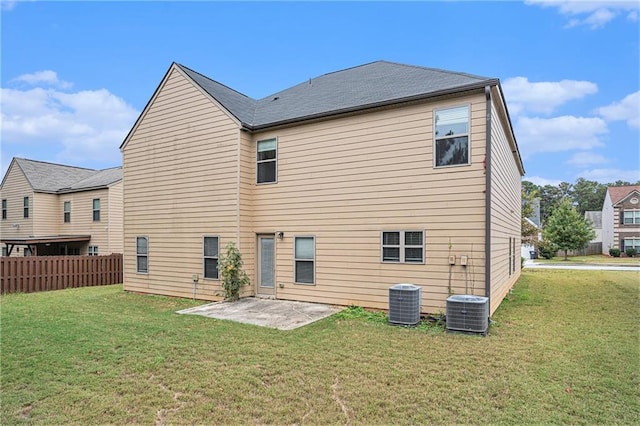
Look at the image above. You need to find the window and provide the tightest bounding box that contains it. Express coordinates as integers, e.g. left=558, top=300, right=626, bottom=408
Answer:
left=257, top=138, right=277, bottom=184
left=88, top=246, right=99, bottom=256
left=623, top=210, right=640, bottom=225
left=203, top=236, right=219, bottom=279
left=23, top=197, right=29, bottom=218
left=382, top=231, right=424, bottom=263
left=136, top=237, right=148, bottom=273
left=93, top=199, right=101, bottom=222
left=294, top=236, right=315, bottom=284
left=63, top=201, right=71, bottom=223
left=24, top=247, right=32, bottom=256
left=1, top=199, right=6, bottom=220
left=624, top=238, right=640, bottom=251
left=2, top=247, right=7, bottom=257
left=434, top=105, right=470, bottom=167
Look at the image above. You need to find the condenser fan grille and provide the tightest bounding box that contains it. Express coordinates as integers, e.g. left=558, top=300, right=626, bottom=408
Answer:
left=446, top=295, right=489, bottom=335
left=388, top=284, right=422, bottom=326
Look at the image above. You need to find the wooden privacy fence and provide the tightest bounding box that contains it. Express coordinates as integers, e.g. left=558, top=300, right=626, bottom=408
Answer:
left=1, top=254, right=123, bottom=294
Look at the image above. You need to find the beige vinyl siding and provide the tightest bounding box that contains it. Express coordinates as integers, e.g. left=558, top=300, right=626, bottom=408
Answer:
left=250, top=93, right=488, bottom=313
left=489, top=93, right=522, bottom=315
left=122, top=66, right=241, bottom=300
left=57, top=188, right=116, bottom=254
left=33, top=193, right=59, bottom=235
left=0, top=163, right=34, bottom=243
left=107, top=181, right=124, bottom=254
left=238, top=131, right=256, bottom=297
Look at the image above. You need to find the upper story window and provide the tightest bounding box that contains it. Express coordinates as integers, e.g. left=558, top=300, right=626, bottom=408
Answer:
left=257, top=138, right=277, bottom=184
left=63, top=201, right=71, bottom=223
left=93, top=199, right=101, bottom=222
left=381, top=231, right=425, bottom=263
left=23, top=197, right=29, bottom=218
left=136, top=237, right=148, bottom=273
left=1, top=199, right=6, bottom=220
left=434, top=105, right=470, bottom=168
left=623, top=210, right=640, bottom=225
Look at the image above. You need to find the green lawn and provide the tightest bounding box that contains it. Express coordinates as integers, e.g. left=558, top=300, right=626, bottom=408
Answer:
left=1, top=270, right=639, bottom=424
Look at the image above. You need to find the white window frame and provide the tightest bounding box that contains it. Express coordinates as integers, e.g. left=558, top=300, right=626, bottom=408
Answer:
left=623, top=238, right=640, bottom=251
left=24, top=196, right=29, bottom=218
left=256, top=137, right=277, bottom=184
left=93, top=198, right=101, bottom=222
left=63, top=201, right=71, bottom=223
left=381, top=230, right=425, bottom=264
left=294, top=236, right=315, bottom=285
left=88, top=246, right=99, bottom=256
left=433, top=104, right=471, bottom=168
left=136, top=236, right=148, bottom=274
left=1, top=199, right=6, bottom=220
left=203, top=236, right=220, bottom=280
left=623, top=210, right=640, bottom=225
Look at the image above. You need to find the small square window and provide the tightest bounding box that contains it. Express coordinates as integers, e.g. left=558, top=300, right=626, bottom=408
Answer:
left=382, top=231, right=424, bottom=263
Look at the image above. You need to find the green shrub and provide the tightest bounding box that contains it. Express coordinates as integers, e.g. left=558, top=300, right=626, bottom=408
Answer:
left=219, top=241, right=249, bottom=301
left=538, top=240, right=557, bottom=259
left=609, top=248, right=621, bottom=257
left=625, top=247, right=637, bottom=258
left=521, top=256, right=526, bottom=268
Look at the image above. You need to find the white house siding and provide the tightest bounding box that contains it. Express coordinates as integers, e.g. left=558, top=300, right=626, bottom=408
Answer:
left=122, top=66, right=241, bottom=300
left=601, top=191, right=614, bottom=253
left=249, top=93, right=488, bottom=313
left=489, top=93, right=522, bottom=315
left=0, top=163, right=34, bottom=247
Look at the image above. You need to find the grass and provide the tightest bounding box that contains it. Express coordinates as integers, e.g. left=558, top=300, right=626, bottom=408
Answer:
left=1, top=270, right=639, bottom=424
left=535, top=254, right=640, bottom=264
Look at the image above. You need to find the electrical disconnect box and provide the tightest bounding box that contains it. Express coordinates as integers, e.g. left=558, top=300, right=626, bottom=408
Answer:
left=460, top=255, right=468, bottom=266
left=448, top=255, right=456, bottom=265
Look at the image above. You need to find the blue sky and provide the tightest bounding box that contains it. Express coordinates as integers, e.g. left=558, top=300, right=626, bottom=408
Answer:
left=1, top=0, right=639, bottom=185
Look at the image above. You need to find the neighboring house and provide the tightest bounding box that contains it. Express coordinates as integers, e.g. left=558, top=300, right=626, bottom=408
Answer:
left=584, top=211, right=602, bottom=243
left=1, top=158, right=123, bottom=257
left=520, top=218, right=541, bottom=260
left=601, top=185, right=640, bottom=254
left=120, top=60, right=524, bottom=315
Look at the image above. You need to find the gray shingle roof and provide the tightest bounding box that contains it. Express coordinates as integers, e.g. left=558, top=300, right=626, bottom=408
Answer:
left=176, top=60, right=496, bottom=129
left=11, top=158, right=121, bottom=193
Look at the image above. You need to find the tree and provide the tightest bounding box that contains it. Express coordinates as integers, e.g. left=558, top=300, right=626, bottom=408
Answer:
left=570, top=178, right=607, bottom=215
left=542, top=199, right=596, bottom=260
left=539, top=184, right=565, bottom=225
left=521, top=186, right=539, bottom=247
left=219, top=241, right=249, bottom=301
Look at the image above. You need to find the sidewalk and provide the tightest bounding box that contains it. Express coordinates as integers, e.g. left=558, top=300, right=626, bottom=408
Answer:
left=524, top=259, right=640, bottom=271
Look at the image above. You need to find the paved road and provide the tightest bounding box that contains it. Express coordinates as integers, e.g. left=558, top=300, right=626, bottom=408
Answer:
left=524, top=260, right=640, bottom=272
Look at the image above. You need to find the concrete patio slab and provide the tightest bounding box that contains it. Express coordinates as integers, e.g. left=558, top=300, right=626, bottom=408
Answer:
left=176, top=297, right=344, bottom=330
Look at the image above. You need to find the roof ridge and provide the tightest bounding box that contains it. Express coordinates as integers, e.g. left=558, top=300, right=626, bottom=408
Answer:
left=15, top=157, right=97, bottom=172
left=175, top=63, right=254, bottom=101
left=379, top=60, right=493, bottom=81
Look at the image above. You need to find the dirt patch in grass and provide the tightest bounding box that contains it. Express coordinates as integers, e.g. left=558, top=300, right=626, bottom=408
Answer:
left=1, top=273, right=638, bottom=424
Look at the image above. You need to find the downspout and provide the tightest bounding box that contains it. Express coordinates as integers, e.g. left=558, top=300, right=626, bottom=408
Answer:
left=484, top=86, right=492, bottom=314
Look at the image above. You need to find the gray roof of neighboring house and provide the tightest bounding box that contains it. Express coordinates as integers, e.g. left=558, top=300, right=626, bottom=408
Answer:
left=584, top=211, right=602, bottom=229
left=9, top=158, right=122, bottom=193
left=177, top=60, right=497, bottom=129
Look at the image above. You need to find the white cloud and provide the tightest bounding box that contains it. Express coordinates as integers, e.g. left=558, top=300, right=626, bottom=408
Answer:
left=566, top=151, right=610, bottom=166
left=12, top=70, right=72, bottom=89
left=523, top=176, right=563, bottom=187
left=526, top=0, right=640, bottom=29
left=579, top=168, right=640, bottom=184
left=1, top=0, right=17, bottom=11
left=596, top=90, right=640, bottom=128
left=1, top=76, right=139, bottom=167
left=503, top=77, right=597, bottom=116
left=515, top=115, right=608, bottom=157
